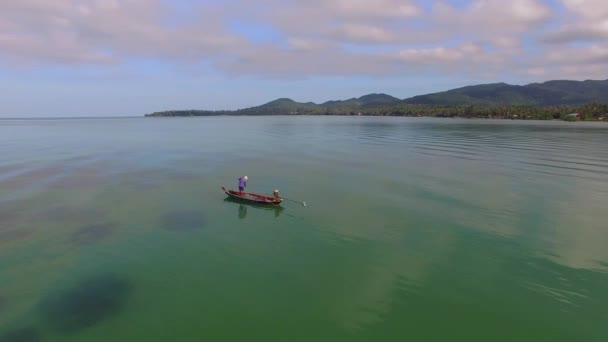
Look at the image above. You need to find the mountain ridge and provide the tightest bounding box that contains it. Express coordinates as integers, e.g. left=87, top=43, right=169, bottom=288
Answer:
left=145, top=79, right=608, bottom=119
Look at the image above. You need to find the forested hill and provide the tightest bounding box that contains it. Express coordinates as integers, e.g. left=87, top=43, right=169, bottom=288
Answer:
left=145, top=93, right=403, bottom=117
left=145, top=80, right=608, bottom=120
left=402, top=80, right=608, bottom=106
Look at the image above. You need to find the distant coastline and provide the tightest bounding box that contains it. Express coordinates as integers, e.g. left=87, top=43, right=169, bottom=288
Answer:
left=144, top=110, right=606, bottom=122
left=145, top=79, right=608, bottom=122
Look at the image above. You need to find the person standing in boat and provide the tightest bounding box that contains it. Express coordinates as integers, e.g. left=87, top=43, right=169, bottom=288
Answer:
left=238, top=176, right=248, bottom=194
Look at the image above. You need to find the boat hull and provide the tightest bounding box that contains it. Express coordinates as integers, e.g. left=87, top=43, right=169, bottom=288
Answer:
left=221, top=187, right=283, bottom=205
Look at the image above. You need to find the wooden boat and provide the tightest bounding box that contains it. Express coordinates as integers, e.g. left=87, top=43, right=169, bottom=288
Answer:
left=221, top=187, right=283, bottom=205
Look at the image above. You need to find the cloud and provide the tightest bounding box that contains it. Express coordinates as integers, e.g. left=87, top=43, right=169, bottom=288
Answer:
left=561, top=0, right=608, bottom=20
left=338, top=24, right=401, bottom=44
left=0, top=0, right=248, bottom=65
left=542, top=0, right=608, bottom=43
left=286, top=38, right=332, bottom=52
left=253, top=0, right=429, bottom=45
left=278, top=0, right=423, bottom=20
left=519, top=44, right=608, bottom=80
left=432, top=0, right=552, bottom=35
left=546, top=44, right=608, bottom=65
left=398, top=44, right=485, bottom=64
left=543, top=26, right=608, bottom=44
left=218, top=44, right=398, bottom=78
left=393, top=43, right=515, bottom=79
left=0, top=0, right=607, bottom=81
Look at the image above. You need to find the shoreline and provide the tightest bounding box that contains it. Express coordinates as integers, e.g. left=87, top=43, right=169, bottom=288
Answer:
left=1, top=114, right=605, bottom=123
left=142, top=113, right=607, bottom=123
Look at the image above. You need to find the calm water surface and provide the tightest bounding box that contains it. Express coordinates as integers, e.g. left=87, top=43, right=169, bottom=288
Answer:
left=1, top=116, right=607, bottom=341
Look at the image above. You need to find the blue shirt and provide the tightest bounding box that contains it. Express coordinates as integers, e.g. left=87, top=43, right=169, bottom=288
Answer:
left=238, top=177, right=247, bottom=188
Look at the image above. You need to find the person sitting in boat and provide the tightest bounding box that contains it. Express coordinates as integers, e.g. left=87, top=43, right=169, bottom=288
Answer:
left=238, top=176, right=248, bottom=194
left=273, top=190, right=280, bottom=199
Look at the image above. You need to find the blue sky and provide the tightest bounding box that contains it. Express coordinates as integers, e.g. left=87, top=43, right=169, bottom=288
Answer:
left=0, top=0, right=606, bottom=117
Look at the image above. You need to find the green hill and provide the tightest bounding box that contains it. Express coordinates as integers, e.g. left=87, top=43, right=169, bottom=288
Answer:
left=402, top=80, right=608, bottom=106
left=145, top=79, right=608, bottom=120
left=322, top=93, right=401, bottom=108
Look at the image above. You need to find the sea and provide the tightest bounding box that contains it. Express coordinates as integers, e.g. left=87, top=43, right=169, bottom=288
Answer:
left=1, top=116, right=607, bottom=341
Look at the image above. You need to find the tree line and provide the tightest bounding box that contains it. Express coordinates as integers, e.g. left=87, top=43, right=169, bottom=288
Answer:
left=145, top=103, right=608, bottom=121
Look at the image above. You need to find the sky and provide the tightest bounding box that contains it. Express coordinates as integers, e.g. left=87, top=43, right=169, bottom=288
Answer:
left=0, top=0, right=607, bottom=117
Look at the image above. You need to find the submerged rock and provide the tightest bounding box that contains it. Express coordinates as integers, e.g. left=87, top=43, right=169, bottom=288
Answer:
left=0, top=327, right=40, bottom=342
left=40, top=273, right=132, bottom=333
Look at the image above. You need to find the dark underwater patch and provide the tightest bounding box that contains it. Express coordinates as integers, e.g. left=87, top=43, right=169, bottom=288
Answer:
left=0, top=327, right=40, bottom=342
left=70, top=222, right=114, bottom=245
left=40, top=274, right=132, bottom=333
left=161, top=210, right=207, bottom=232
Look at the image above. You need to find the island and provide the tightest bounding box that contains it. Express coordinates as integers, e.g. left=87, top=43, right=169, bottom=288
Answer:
left=145, top=79, right=608, bottom=121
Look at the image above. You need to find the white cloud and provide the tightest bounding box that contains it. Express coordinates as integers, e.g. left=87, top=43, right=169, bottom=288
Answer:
left=255, top=0, right=429, bottom=45
left=526, top=67, right=546, bottom=77
left=428, top=0, right=551, bottom=54
left=0, top=0, right=248, bottom=65
left=542, top=0, right=608, bottom=43
left=218, top=45, right=399, bottom=78
left=543, top=25, right=608, bottom=43
left=546, top=45, right=608, bottom=65
left=339, top=24, right=399, bottom=44
left=0, top=0, right=607, bottom=81
left=394, top=43, right=512, bottom=77
left=515, top=44, right=608, bottom=80
left=280, top=0, right=422, bottom=20
left=325, top=0, right=422, bottom=18
left=433, top=0, right=552, bottom=36
left=561, top=0, right=608, bottom=20
left=287, top=38, right=331, bottom=51
left=492, top=37, right=522, bottom=49
left=398, top=45, right=480, bottom=64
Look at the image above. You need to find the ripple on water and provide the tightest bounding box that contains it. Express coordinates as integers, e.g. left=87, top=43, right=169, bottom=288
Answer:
left=523, top=282, right=589, bottom=311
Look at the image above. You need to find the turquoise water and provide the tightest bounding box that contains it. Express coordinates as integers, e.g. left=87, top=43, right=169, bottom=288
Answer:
left=1, top=116, right=607, bottom=341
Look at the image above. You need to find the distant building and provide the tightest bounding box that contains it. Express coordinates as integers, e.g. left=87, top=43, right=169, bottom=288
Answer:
left=568, top=113, right=582, bottom=119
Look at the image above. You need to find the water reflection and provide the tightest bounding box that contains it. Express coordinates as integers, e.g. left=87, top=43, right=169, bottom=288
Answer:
left=239, top=204, right=247, bottom=220
left=1, top=117, right=607, bottom=341
left=223, top=198, right=284, bottom=218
